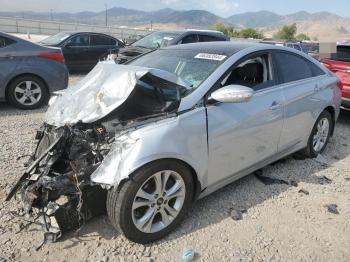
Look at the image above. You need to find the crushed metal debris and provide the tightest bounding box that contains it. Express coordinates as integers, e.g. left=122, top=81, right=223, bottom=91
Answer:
left=298, top=189, right=310, bottom=195
left=254, top=170, right=297, bottom=187
left=325, top=204, right=339, bottom=215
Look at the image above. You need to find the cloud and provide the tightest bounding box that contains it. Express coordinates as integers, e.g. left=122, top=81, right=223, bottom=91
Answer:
left=206, top=0, right=239, bottom=17
left=160, top=0, right=181, bottom=4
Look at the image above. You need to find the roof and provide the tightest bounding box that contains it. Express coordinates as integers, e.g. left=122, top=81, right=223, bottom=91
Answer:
left=52, top=31, right=117, bottom=37
left=164, top=41, right=262, bottom=56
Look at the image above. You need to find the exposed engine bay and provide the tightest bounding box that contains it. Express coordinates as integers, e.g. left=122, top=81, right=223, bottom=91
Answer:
left=6, top=63, right=188, bottom=247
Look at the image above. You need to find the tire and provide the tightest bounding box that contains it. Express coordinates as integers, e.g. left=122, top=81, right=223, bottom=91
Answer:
left=107, top=160, right=194, bottom=244
left=7, top=75, right=49, bottom=109
left=300, top=110, right=333, bottom=158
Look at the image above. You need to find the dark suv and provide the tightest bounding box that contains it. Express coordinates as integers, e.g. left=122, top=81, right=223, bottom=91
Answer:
left=111, top=30, right=229, bottom=64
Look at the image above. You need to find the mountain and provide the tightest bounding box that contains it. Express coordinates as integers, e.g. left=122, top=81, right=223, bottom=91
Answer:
left=0, top=7, right=222, bottom=28
left=227, top=10, right=350, bottom=41
left=1, top=8, right=350, bottom=41
left=226, top=10, right=282, bottom=27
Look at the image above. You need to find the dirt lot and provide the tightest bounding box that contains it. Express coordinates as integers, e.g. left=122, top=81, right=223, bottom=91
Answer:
left=0, top=77, right=349, bottom=261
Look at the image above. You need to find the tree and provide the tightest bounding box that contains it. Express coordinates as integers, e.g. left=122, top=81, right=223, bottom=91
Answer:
left=211, top=23, right=264, bottom=39
left=212, top=22, right=234, bottom=37
left=296, top=33, right=311, bottom=41
left=274, top=23, right=297, bottom=41
left=239, top=28, right=264, bottom=39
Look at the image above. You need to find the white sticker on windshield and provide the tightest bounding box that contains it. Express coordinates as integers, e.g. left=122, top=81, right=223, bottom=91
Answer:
left=163, top=37, right=174, bottom=41
left=195, top=53, right=227, bottom=61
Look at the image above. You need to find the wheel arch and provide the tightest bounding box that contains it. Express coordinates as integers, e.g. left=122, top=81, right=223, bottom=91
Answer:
left=324, top=106, right=336, bottom=137
left=119, top=158, right=202, bottom=203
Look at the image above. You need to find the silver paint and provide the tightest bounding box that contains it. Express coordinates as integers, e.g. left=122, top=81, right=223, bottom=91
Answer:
left=88, top=45, right=341, bottom=199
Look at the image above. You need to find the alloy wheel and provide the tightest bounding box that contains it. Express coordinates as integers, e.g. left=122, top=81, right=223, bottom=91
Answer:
left=132, top=170, right=186, bottom=233
left=14, top=81, right=42, bottom=106
left=312, top=117, right=330, bottom=152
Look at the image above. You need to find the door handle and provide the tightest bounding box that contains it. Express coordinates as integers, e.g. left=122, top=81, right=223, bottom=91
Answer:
left=269, top=101, right=281, bottom=110
left=314, top=84, right=321, bottom=92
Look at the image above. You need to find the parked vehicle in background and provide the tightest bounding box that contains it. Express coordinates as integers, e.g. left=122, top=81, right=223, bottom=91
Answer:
left=123, top=34, right=147, bottom=45
left=260, top=39, right=319, bottom=57
left=110, top=30, right=229, bottom=64
left=39, top=32, right=125, bottom=72
left=7, top=42, right=341, bottom=244
left=0, top=32, right=68, bottom=109
left=321, top=44, right=350, bottom=108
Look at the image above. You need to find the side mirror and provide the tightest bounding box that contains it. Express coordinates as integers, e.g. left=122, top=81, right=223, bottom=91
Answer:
left=211, top=85, right=254, bottom=103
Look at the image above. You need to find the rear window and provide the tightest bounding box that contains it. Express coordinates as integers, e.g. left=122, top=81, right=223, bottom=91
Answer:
left=274, top=52, right=323, bottom=83
left=0, top=36, right=16, bottom=48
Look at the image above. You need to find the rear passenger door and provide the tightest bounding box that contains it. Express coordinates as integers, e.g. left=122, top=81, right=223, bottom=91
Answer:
left=0, top=36, right=18, bottom=90
left=273, top=51, right=326, bottom=152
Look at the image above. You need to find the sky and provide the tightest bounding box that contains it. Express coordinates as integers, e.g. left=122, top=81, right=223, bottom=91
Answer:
left=1, top=0, right=350, bottom=18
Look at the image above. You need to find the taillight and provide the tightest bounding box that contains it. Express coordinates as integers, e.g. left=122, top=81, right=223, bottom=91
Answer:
left=38, top=53, right=65, bottom=63
left=337, top=80, right=343, bottom=90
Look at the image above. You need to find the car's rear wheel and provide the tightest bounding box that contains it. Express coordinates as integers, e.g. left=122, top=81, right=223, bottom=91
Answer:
left=301, top=110, right=333, bottom=158
left=107, top=160, right=194, bottom=244
left=7, top=75, right=49, bottom=109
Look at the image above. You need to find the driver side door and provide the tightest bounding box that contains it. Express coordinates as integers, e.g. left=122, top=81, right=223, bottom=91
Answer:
left=206, top=52, right=284, bottom=186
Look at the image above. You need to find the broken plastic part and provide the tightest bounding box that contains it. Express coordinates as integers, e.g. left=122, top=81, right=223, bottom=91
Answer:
left=90, top=134, right=140, bottom=185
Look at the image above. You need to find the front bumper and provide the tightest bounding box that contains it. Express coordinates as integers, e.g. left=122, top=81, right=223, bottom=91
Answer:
left=6, top=123, right=111, bottom=245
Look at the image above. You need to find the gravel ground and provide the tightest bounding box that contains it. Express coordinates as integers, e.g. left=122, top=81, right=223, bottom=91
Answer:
left=0, top=77, right=349, bottom=261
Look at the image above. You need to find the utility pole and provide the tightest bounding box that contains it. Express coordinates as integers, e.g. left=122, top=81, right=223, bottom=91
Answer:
left=50, top=9, right=53, bottom=21
left=105, top=3, right=108, bottom=26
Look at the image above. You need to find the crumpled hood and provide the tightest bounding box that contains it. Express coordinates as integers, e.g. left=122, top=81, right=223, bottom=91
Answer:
left=45, top=62, right=189, bottom=127
left=119, top=45, right=152, bottom=56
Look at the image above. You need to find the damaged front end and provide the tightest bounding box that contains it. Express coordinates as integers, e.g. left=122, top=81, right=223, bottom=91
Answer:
left=7, top=123, right=111, bottom=243
left=6, top=63, right=189, bottom=245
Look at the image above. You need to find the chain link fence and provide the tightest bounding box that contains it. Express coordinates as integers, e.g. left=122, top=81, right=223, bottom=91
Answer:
left=0, top=16, right=150, bottom=40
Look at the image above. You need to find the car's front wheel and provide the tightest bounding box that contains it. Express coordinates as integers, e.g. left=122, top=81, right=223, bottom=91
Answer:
left=107, top=160, right=194, bottom=244
left=301, top=110, right=333, bottom=158
left=7, top=75, right=49, bottom=109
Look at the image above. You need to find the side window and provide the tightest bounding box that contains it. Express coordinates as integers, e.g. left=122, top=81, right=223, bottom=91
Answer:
left=274, top=52, right=313, bottom=83
left=0, top=36, right=15, bottom=48
left=221, top=53, right=274, bottom=91
left=66, top=34, right=89, bottom=47
left=181, top=34, right=198, bottom=44
left=91, top=35, right=116, bottom=46
left=293, top=44, right=302, bottom=51
left=198, top=35, right=224, bottom=42
left=309, top=61, right=326, bottom=77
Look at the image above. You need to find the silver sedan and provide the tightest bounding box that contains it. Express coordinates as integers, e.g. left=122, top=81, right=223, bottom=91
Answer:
left=8, top=42, right=341, bottom=244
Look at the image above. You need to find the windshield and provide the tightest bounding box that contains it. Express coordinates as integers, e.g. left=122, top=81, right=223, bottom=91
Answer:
left=128, top=49, right=227, bottom=93
left=132, top=32, right=180, bottom=49
left=40, top=32, right=71, bottom=45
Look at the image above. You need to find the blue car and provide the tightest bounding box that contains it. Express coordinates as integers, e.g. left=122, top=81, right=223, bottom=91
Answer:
left=0, top=32, right=69, bottom=109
